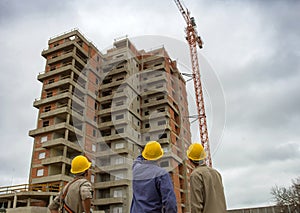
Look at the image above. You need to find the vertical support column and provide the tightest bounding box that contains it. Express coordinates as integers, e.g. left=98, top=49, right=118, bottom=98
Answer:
left=62, top=146, right=67, bottom=175
left=27, top=198, right=31, bottom=207
left=49, top=195, right=54, bottom=205
left=8, top=200, right=11, bottom=208
left=13, top=193, right=17, bottom=208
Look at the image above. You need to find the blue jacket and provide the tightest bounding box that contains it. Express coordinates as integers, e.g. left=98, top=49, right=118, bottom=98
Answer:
left=130, top=156, right=177, bottom=213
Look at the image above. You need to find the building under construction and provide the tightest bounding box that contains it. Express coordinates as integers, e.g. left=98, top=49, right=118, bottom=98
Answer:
left=0, top=29, right=194, bottom=213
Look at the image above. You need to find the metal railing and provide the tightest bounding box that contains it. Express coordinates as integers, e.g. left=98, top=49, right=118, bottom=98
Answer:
left=0, top=183, right=61, bottom=195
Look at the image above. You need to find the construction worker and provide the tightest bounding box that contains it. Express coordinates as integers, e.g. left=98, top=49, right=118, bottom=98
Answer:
left=48, top=155, right=93, bottom=213
left=130, top=141, right=177, bottom=213
left=187, top=143, right=227, bottom=213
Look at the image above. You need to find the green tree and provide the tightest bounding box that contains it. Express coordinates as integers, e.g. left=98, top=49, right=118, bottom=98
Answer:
left=271, top=177, right=300, bottom=213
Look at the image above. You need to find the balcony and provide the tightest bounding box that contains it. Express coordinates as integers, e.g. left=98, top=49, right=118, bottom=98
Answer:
left=95, top=147, right=133, bottom=157
left=44, top=77, right=86, bottom=92
left=31, top=174, right=72, bottom=184
left=103, top=64, right=128, bottom=77
left=97, top=133, right=130, bottom=143
left=98, top=163, right=131, bottom=172
left=94, top=179, right=130, bottom=189
left=93, top=197, right=125, bottom=205
left=38, top=65, right=87, bottom=82
left=141, top=110, right=170, bottom=121
left=42, top=40, right=75, bottom=57
left=42, top=138, right=82, bottom=152
left=47, top=51, right=74, bottom=65
left=33, top=90, right=85, bottom=108
left=39, top=104, right=83, bottom=121
left=101, top=79, right=126, bottom=90
left=41, top=156, right=71, bottom=166
left=163, top=152, right=183, bottom=164
left=142, top=63, right=165, bottom=72
left=29, top=122, right=83, bottom=137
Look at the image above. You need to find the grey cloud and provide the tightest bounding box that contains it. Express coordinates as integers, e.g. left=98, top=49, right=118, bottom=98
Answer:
left=0, top=0, right=76, bottom=26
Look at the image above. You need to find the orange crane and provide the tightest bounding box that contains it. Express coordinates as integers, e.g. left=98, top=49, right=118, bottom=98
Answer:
left=174, top=0, right=212, bottom=167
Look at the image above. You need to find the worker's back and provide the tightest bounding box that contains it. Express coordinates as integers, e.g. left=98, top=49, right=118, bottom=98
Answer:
left=130, top=155, right=177, bottom=213
left=190, top=165, right=227, bottom=213
left=63, top=178, right=91, bottom=212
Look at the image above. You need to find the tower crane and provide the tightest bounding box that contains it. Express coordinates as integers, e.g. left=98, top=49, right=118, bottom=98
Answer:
left=174, top=0, right=212, bottom=167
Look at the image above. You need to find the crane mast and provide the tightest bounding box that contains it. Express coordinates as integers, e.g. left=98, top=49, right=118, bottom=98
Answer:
left=174, top=0, right=212, bottom=167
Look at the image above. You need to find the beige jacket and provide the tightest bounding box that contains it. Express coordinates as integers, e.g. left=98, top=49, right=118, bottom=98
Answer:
left=48, top=178, right=92, bottom=213
left=190, top=165, right=227, bottom=213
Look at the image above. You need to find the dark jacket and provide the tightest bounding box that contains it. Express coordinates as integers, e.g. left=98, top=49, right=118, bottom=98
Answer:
left=130, top=155, right=177, bottom=213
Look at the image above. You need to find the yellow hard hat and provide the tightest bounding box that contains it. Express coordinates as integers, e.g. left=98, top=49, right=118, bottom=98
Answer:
left=187, top=143, right=206, bottom=161
left=142, top=141, right=164, bottom=160
left=70, top=155, right=92, bottom=174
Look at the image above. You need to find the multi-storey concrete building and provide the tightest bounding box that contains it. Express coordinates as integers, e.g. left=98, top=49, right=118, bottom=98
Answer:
left=1, top=29, right=193, bottom=213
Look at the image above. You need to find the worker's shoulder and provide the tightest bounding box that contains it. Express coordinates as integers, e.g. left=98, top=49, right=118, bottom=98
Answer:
left=72, top=178, right=91, bottom=188
left=193, top=165, right=220, bottom=175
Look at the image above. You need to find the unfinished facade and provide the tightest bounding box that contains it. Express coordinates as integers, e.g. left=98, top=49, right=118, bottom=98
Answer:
left=27, top=29, right=193, bottom=213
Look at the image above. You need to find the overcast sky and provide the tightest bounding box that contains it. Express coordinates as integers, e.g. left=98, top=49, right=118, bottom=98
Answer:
left=0, top=0, right=299, bottom=210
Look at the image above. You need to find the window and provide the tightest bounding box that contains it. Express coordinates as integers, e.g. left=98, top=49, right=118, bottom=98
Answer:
left=92, top=159, right=95, bottom=167
left=156, top=84, right=163, bottom=89
left=114, top=172, right=124, bottom=180
left=103, top=78, right=112, bottom=84
left=50, top=66, right=56, bottom=71
left=37, top=169, right=44, bottom=177
left=117, top=88, right=124, bottom=93
left=116, top=77, right=124, bottom=81
left=144, top=99, right=149, bottom=104
left=157, top=107, right=165, bottom=112
left=46, top=91, right=53, bottom=98
left=144, top=111, right=149, bottom=116
left=145, top=136, right=150, bottom=141
left=113, top=207, right=123, bottom=213
left=156, top=96, right=164, bottom=100
left=116, top=114, right=124, bottom=120
left=113, top=190, right=123, bottom=198
left=159, top=133, right=167, bottom=139
left=96, top=78, right=99, bottom=85
left=162, top=147, right=169, bottom=153
left=160, top=161, right=169, bottom=167
left=41, top=136, right=48, bottom=143
left=94, top=103, right=98, bottom=110
left=42, top=120, right=49, bottom=127
left=91, top=174, right=95, bottom=183
left=116, top=101, right=124, bottom=106
left=44, top=106, right=51, bottom=112
left=48, top=79, right=55, bottom=84
left=92, top=144, right=96, bottom=152
left=97, top=56, right=100, bottom=62
left=158, top=120, right=166, bottom=126
left=116, top=128, right=124, bottom=134
left=115, top=157, right=124, bottom=165
left=115, top=142, right=124, bottom=149
left=145, top=123, right=150, bottom=128
left=38, top=152, right=46, bottom=159
left=93, top=129, right=97, bottom=137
